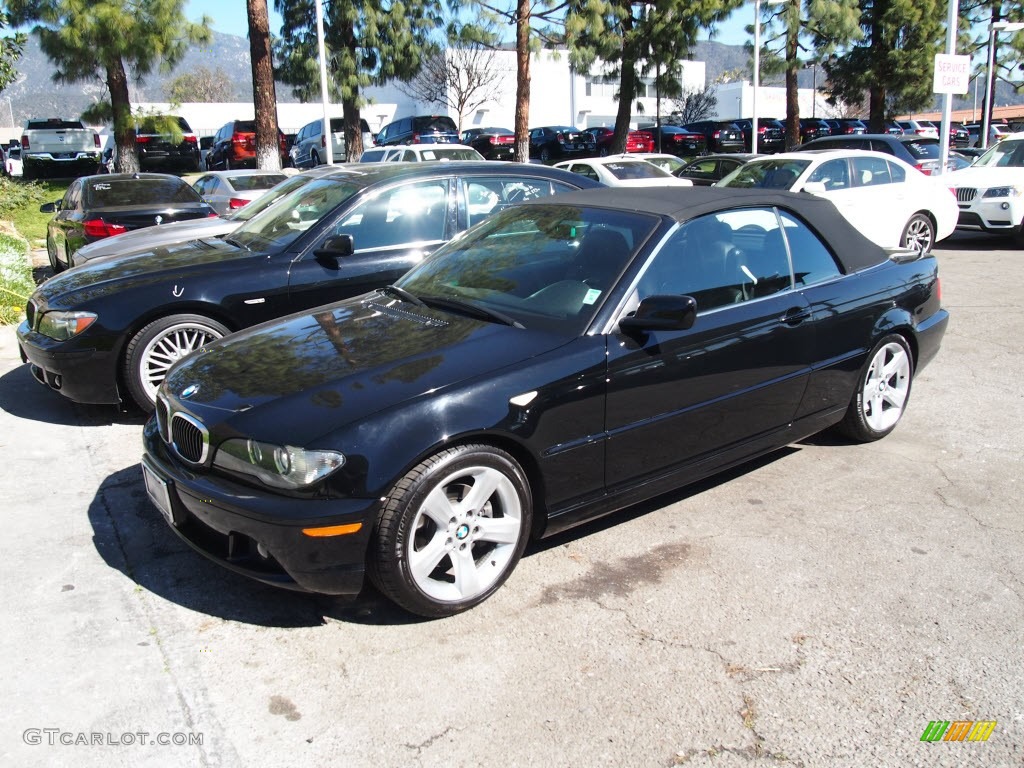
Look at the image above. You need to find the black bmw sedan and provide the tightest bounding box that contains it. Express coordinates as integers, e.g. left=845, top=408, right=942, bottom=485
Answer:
left=142, top=187, right=949, bottom=618
left=43, top=173, right=217, bottom=272
left=17, top=163, right=599, bottom=412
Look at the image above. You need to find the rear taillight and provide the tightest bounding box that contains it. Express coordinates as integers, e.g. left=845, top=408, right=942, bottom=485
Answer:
left=936, top=277, right=942, bottom=302
left=713, top=130, right=721, bottom=138
left=556, top=132, right=566, bottom=143
left=321, top=135, right=326, bottom=148
left=184, top=135, right=198, bottom=145
left=83, top=219, right=128, bottom=238
left=228, top=198, right=249, bottom=209
left=93, top=133, right=101, bottom=148
left=411, top=132, right=420, bottom=143
left=135, top=135, right=151, bottom=144
left=914, top=162, right=933, bottom=175
left=21, top=135, right=29, bottom=150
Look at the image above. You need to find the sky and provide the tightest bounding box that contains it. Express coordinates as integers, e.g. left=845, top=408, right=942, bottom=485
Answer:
left=186, top=0, right=751, bottom=46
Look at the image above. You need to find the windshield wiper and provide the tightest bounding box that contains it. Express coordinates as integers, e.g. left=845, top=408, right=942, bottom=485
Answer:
left=419, top=295, right=524, bottom=329
left=221, top=236, right=249, bottom=251
left=380, top=284, right=425, bottom=307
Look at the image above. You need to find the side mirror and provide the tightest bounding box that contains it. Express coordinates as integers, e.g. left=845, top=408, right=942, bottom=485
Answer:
left=39, top=201, right=59, bottom=213
left=801, top=181, right=826, bottom=195
left=619, top=294, right=697, bottom=333
left=314, top=234, right=354, bottom=259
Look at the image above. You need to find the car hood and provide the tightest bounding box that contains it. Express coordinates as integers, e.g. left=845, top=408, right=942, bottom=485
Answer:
left=74, top=216, right=233, bottom=262
left=947, top=166, right=1021, bottom=187
left=34, top=237, right=247, bottom=309
left=162, top=292, right=568, bottom=444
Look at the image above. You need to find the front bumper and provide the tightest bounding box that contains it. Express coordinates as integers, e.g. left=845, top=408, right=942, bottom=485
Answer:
left=16, top=321, right=122, bottom=404
left=954, top=188, right=1024, bottom=233
left=142, top=419, right=378, bottom=596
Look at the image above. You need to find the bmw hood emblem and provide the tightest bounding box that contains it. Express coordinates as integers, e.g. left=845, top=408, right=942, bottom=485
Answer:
left=181, top=384, right=199, bottom=399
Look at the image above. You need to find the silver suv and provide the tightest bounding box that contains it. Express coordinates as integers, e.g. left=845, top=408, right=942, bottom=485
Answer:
left=290, top=118, right=377, bottom=167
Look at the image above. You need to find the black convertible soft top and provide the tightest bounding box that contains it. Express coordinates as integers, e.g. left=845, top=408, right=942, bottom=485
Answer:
left=532, top=186, right=889, bottom=274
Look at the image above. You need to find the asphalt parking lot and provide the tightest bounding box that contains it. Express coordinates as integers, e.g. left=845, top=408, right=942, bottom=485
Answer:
left=1, top=231, right=1021, bottom=768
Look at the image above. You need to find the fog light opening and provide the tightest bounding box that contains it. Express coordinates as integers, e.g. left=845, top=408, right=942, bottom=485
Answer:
left=256, top=542, right=270, bottom=559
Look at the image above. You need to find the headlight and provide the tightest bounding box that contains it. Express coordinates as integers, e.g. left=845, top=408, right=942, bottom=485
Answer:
left=213, top=438, right=345, bottom=490
left=983, top=186, right=1023, bottom=198
left=37, top=310, right=97, bottom=340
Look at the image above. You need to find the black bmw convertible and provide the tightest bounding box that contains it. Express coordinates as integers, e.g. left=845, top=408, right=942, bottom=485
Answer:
left=141, top=187, right=949, bottom=618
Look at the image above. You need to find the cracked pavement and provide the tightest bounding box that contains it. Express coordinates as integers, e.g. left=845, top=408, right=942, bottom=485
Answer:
left=0, top=232, right=1021, bottom=767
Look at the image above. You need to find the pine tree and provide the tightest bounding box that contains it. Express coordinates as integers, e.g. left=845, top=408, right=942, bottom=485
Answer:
left=1, top=11, right=26, bottom=94
left=756, top=0, right=861, bottom=149
left=274, top=0, right=445, bottom=161
left=824, top=0, right=945, bottom=132
left=8, top=0, right=210, bottom=174
left=563, top=0, right=742, bottom=156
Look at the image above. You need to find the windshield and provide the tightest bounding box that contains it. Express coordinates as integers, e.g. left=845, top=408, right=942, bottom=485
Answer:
left=903, top=140, right=940, bottom=159
left=228, top=173, right=287, bottom=191
left=419, top=147, right=482, bottom=160
left=396, top=203, right=660, bottom=334
left=974, top=138, right=1024, bottom=167
left=604, top=160, right=672, bottom=180
left=718, top=159, right=811, bottom=189
left=86, top=178, right=199, bottom=206
left=227, top=173, right=315, bottom=222
left=230, top=177, right=363, bottom=253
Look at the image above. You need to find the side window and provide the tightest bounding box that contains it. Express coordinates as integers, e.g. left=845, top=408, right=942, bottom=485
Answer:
left=888, top=160, right=906, bottom=183
left=569, top=164, right=600, bottom=182
left=337, top=180, right=449, bottom=250
left=400, top=150, right=417, bottom=161
left=638, top=208, right=791, bottom=313
left=685, top=158, right=718, bottom=175
left=807, top=158, right=850, bottom=190
left=869, top=140, right=896, bottom=156
left=462, top=177, right=576, bottom=227
left=192, top=177, right=208, bottom=195
left=779, top=211, right=841, bottom=286
left=851, top=155, right=892, bottom=186
left=62, top=181, right=79, bottom=210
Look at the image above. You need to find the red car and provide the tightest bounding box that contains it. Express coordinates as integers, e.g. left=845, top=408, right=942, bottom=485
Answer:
left=582, top=127, right=655, bottom=156
left=208, top=119, right=290, bottom=170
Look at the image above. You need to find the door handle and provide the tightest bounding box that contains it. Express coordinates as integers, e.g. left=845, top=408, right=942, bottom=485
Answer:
left=781, top=307, right=811, bottom=326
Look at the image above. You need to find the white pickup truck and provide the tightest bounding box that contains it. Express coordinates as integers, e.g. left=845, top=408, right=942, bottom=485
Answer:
left=20, top=118, right=102, bottom=180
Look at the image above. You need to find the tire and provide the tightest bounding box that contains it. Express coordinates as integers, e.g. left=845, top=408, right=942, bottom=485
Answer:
left=369, top=444, right=533, bottom=618
left=22, top=161, right=35, bottom=181
left=311, top=150, right=320, bottom=167
left=599, top=146, right=609, bottom=157
left=46, top=235, right=61, bottom=273
left=900, top=213, right=935, bottom=253
left=124, top=314, right=229, bottom=412
left=224, top=156, right=232, bottom=171
left=838, top=334, right=914, bottom=442
left=540, top=146, right=552, bottom=164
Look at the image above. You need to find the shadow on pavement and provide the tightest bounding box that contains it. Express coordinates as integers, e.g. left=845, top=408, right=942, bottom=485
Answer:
left=89, top=464, right=424, bottom=628
left=88, top=439, right=803, bottom=627
left=938, top=231, right=1016, bottom=252
left=0, top=361, right=144, bottom=428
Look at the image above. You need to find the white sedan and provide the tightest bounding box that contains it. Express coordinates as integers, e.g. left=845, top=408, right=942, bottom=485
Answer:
left=717, top=150, right=958, bottom=252
left=554, top=156, right=692, bottom=187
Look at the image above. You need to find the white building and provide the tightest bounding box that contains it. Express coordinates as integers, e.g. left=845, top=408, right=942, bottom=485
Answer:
left=711, top=80, right=832, bottom=121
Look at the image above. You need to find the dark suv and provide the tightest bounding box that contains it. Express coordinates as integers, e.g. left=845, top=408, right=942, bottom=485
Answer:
left=135, top=115, right=200, bottom=172
left=734, top=118, right=785, bottom=153
left=376, top=115, right=460, bottom=145
left=796, top=134, right=943, bottom=174
left=207, top=120, right=289, bottom=170
left=682, top=121, right=745, bottom=152
left=799, top=118, right=833, bottom=143
left=824, top=118, right=867, bottom=136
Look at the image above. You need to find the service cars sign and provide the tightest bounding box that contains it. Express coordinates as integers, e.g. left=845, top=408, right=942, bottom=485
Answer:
left=934, top=54, right=970, bottom=94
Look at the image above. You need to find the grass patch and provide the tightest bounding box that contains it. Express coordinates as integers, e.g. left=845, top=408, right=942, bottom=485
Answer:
left=0, top=176, right=70, bottom=248
left=0, top=229, right=34, bottom=325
